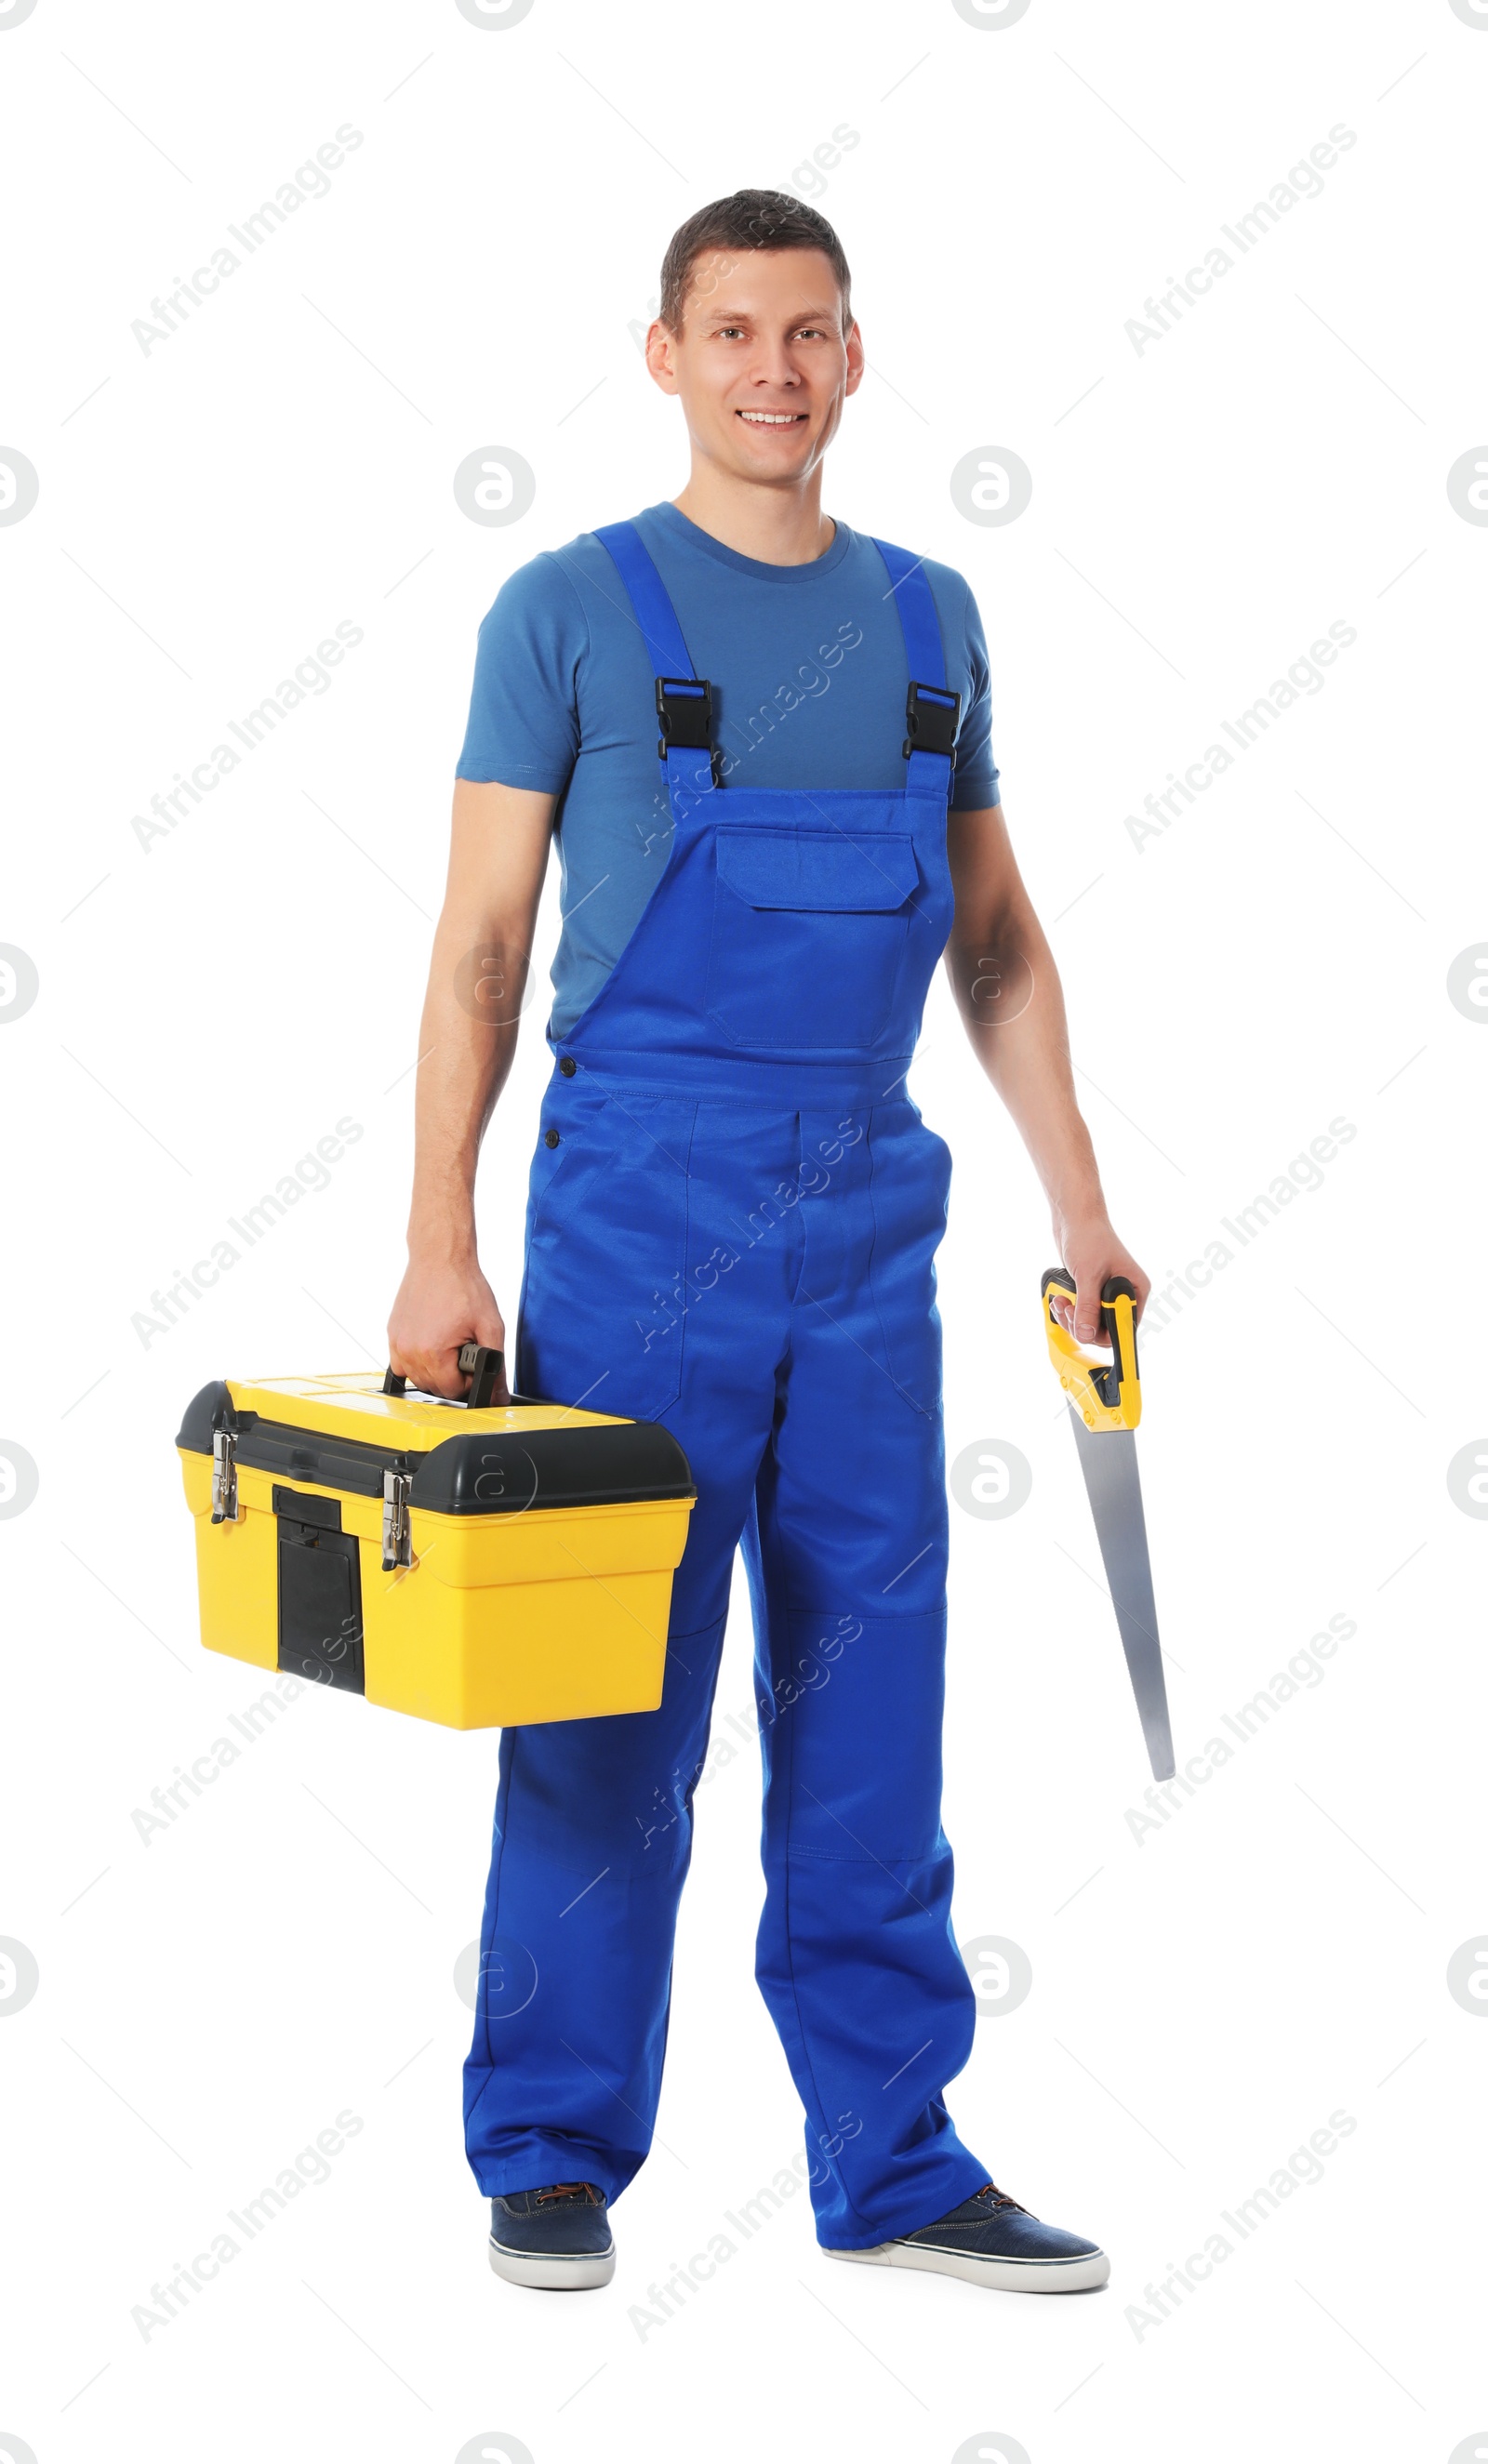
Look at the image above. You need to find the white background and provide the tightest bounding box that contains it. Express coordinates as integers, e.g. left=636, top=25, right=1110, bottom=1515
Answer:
left=2, top=1, right=1484, bottom=2458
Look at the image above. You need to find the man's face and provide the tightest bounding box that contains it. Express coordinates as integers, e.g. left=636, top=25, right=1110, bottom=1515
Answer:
left=645, top=246, right=864, bottom=487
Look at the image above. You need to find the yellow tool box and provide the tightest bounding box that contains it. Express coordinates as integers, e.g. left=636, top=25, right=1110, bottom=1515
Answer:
left=176, top=1347, right=696, bottom=1729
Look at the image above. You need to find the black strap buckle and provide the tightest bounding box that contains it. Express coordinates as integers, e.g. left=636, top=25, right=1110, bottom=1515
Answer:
left=903, top=679, right=962, bottom=763
left=656, top=675, right=713, bottom=758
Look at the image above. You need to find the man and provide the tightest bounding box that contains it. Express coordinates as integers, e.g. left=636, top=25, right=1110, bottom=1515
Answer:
left=389, top=191, right=1147, bottom=2297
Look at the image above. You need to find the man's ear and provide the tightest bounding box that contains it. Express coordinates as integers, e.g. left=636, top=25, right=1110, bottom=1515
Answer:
left=844, top=319, right=865, bottom=396
left=645, top=319, right=682, bottom=396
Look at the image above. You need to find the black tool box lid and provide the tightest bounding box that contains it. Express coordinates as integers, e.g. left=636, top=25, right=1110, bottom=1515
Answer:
left=177, top=1378, right=695, bottom=1517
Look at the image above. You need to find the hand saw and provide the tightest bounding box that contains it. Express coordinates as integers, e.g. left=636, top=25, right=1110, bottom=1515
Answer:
left=1042, top=1267, right=1175, bottom=1782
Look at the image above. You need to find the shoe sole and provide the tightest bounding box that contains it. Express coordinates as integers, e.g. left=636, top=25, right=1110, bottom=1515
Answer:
left=826, top=2241, right=1109, bottom=2294
left=488, top=2236, right=616, bottom=2291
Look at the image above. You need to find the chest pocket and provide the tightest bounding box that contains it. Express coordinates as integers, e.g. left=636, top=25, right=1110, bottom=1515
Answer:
left=705, top=827, right=921, bottom=1052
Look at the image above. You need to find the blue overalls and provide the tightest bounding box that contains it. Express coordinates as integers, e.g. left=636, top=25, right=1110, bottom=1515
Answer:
left=463, top=520, right=991, bottom=2249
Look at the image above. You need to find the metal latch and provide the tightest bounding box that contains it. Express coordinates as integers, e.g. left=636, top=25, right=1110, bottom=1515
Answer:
left=210, top=1426, right=240, bottom=1524
left=381, top=1466, right=412, bottom=1571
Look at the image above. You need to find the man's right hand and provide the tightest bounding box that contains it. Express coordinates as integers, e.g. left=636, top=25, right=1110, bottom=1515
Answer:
left=387, top=1256, right=510, bottom=1403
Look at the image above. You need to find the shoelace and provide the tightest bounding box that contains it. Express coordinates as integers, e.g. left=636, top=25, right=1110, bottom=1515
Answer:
left=535, top=2181, right=600, bottom=2206
left=972, top=2182, right=1029, bottom=2214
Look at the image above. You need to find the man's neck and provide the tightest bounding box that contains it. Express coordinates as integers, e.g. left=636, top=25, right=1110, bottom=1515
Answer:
left=671, top=465, right=835, bottom=567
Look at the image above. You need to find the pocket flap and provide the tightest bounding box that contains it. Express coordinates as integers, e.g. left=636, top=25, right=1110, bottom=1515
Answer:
left=715, top=828, right=919, bottom=913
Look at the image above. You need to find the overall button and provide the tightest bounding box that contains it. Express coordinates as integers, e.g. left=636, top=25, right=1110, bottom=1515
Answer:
left=558, top=1055, right=578, bottom=1077
left=544, top=1128, right=561, bottom=1147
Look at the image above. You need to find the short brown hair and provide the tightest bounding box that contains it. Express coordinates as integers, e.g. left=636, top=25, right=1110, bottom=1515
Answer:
left=658, top=189, right=853, bottom=335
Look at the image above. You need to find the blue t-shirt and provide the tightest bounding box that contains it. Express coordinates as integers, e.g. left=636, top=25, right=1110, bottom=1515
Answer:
left=456, top=500, right=1000, bottom=1038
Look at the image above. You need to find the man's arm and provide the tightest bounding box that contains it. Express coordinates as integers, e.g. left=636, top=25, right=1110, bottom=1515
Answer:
left=386, top=778, right=556, bottom=1399
left=944, top=801, right=1149, bottom=1343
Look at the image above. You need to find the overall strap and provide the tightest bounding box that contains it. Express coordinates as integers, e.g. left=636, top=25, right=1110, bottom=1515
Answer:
left=594, top=520, right=715, bottom=799
left=872, top=537, right=962, bottom=795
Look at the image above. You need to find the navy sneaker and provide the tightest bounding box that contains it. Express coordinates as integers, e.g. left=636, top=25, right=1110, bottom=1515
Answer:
left=488, top=2181, right=615, bottom=2290
left=827, top=2180, right=1109, bottom=2293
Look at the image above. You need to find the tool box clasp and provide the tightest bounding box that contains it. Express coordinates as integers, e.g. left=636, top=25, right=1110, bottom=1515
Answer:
left=210, top=1425, right=241, bottom=1524
left=381, top=1465, right=413, bottom=1571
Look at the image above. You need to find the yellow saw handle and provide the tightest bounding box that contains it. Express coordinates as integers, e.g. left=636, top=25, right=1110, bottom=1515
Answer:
left=1041, top=1268, right=1142, bottom=1432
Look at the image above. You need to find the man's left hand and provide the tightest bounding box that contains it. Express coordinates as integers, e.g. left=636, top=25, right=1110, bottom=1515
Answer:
left=1051, top=1214, right=1150, bottom=1347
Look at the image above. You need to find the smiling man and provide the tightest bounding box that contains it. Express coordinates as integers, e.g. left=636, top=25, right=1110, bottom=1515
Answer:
left=389, top=190, right=1146, bottom=2297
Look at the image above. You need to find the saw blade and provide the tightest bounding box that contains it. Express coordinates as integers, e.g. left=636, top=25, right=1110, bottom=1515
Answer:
left=1067, top=1407, right=1175, bottom=1781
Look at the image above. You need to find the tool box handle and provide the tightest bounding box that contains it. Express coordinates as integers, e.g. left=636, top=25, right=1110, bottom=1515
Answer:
left=382, top=1344, right=507, bottom=1409
left=1041, top=1268, right=1141, bottom=1428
